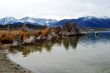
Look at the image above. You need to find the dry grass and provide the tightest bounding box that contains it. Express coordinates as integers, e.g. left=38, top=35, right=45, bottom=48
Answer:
left=0, top=28, right=53, bottom=43
left=0, top=30, right=28, bottom=42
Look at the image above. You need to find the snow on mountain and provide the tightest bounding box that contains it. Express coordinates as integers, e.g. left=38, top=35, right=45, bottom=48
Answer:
left=53, top=16, right=110, bottom=28
left=0, top=16, right=57, bottom=26
left=78, top=16, right=97, bottom=21
left=20, top=17, right=37, bottom=23
left=0, top=17, right=18, bottom=25
left=0, top=16, right=110, bottom=28
left=20, top=17, right=57, bottom=26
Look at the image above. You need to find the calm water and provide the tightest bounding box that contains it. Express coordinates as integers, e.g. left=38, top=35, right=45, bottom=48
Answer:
left=8, top=32, right=110, bottom=73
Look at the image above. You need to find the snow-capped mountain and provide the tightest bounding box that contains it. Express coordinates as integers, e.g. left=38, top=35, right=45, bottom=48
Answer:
left=0, top=17, right=57, bottom=26
left=1, top=16, right=110, bottom=28
left=0, top=17, right=18, bottom=25
left=78, top=16, right=97, bottom=21
left=53, top=16, right=110, bottom=28
left=20, top=17, right=57, bottom=26
left=20, top=17, right=37, bottom=23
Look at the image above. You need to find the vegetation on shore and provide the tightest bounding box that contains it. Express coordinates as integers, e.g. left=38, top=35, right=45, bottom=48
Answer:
left=0, top=22, right=83, bottom=47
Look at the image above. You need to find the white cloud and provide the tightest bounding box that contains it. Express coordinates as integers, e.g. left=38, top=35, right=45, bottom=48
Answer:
left=0, top=0, right=109, bottom=19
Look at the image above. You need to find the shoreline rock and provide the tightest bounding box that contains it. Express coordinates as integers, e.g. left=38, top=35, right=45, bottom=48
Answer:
left=0, top=48, right=33, bottom=73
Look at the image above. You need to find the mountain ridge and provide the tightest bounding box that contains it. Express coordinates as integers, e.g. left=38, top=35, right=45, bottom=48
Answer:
left=53, top=16, right=110, bottom=28
left=0, top=16, right=110, bottom=28
left=0, top=16, right=57, bottom=26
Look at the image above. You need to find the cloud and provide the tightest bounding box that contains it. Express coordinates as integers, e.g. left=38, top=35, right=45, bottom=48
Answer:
left=0, top=0, right=109, bottom=19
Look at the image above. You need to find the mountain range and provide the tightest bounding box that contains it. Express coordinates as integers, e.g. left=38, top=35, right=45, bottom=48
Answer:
left=0, top=17, right=57, bottom=26
left=0, top=16, right=110, bottom=28
left=53, top=16, right=110, bottom=28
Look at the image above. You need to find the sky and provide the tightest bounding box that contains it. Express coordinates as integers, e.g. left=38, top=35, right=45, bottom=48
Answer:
left=0, top=0, right=110, bottom=19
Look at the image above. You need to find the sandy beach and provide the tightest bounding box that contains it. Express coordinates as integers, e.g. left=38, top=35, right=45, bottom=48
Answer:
left=0, top=46, right=32, bottom=73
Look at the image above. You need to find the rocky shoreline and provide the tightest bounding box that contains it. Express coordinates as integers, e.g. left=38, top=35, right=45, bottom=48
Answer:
left=0, top=47, right=32, bottom=73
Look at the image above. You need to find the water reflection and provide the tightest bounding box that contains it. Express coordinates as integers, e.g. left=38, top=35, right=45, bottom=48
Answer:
left=63, top=36, right=80, bottom=50
left=80, top=33, right=110, bottom=44
left=8, top=36, right=80, bottom=57
left=8, top=32, right=110, bottom=73
left=8, top=32, right=110, bottom=57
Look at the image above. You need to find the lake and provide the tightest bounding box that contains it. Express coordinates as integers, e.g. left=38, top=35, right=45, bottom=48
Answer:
left=8, top=32, right=110, bottom=73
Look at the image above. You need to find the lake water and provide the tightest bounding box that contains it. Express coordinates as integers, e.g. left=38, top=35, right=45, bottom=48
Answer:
left=8, top=32, right=110, bottom=73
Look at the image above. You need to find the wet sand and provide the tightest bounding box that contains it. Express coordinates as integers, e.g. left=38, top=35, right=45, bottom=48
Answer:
left=0, top=46, right=32, bottom=73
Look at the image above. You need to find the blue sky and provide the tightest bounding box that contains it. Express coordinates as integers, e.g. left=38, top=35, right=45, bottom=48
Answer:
left=0, top=0, right=109, bottom=19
